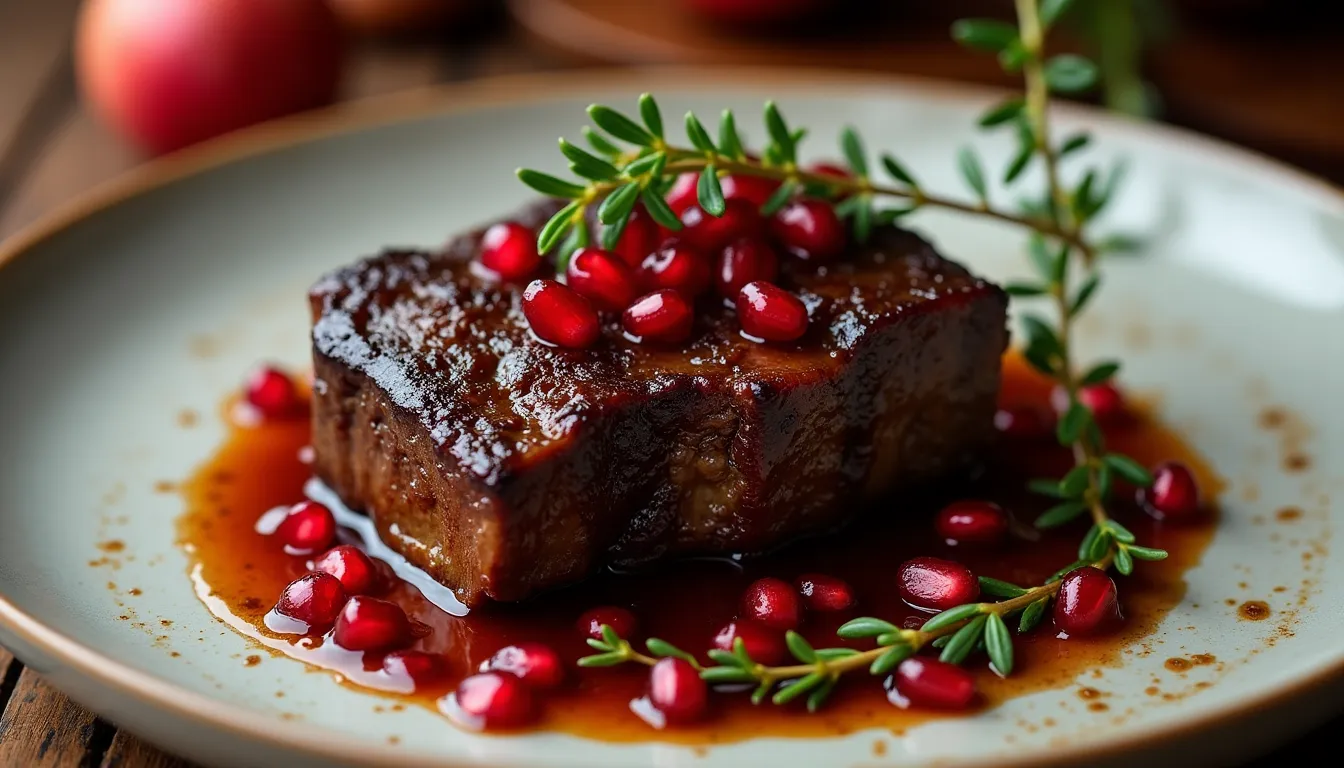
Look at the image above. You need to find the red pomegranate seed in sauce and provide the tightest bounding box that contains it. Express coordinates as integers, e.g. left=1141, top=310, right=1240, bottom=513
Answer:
left=994, top=405, right=1054, bottom=440
left=478, top=222, right=540, bottom=280
left=333, top=596, right=413, bottom=651
left=1139, top=461, right=1201, bottom=520
left=795, top=573, right=856, bottom=612
left=311, top=545, right=378, bottom=595
left=521, top=279, right=601, bottom=349
left=741, top=577, right=802, bottom=631
left=275, top=501, right=336, bottom=555
left=244, top=365, right=302, bottom=418
left=274, top=572, right=347, bottom=631
left=640, top=242, right=712, bottom=299
left=566, top=247, right=640, bottom=312
left=666, top=173, right=700, bottom=215
left=483, top=642, right=565, bottom=689
left=679, top=198, right=767, bottom=253
left=716, top=237, right=779, bottom=299
left=897, top=556, right=980, bottom=612
left=712, top=620, right=787, bottom=666
left=668, top=173, right=778, bottom=213
left=611, top=206, right=660, bottom=267
left=448, top=672, right=536, bottom=730
left=770, top=198, right=845, bottom=263
left=1053, top=567, right=1121, bottom=636
left=736, top=281, right=809, bottom=343
left=887, top=658, right=977, bottom=710
left=648, top=657, right=708, bottom=724
left=623, top=290, right=694, bottom=344
left=382, top=650, right=447, bottom=689
left=577, top=606, right=639, bottom=641
left=935, top=500, right=1010, bottom=545
left=1053, top=382, right=1128, bottom=425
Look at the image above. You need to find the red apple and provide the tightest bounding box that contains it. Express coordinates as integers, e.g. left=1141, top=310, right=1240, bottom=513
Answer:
left=76, top=0, right=345, bottom=155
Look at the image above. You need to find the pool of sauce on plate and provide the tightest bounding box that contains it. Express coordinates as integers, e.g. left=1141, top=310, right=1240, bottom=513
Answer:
left=178, top=354, right=1219, bottom=742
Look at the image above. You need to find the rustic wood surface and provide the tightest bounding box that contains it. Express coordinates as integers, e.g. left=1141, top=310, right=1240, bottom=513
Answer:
left=0, top=2, right=1337, bottom=765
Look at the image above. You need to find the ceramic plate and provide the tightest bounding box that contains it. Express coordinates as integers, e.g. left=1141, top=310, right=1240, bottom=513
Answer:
left=1, top=70, right=1342, bottom=768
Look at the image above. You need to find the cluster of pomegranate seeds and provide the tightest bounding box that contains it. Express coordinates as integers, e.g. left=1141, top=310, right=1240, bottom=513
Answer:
left=577, top=605, right=639, bottom=641
left=741, top=577, right=802, bottom=630
left=482, top=643, right=565, bottom=689
left=935, top=500, right=1009, bottom=545
left=680, top=199, right=767, bottom=252
left=479, top=222, right=542, bottom=280
left=243, top=365, right=303, bottom=419
left=623, top=290, right=694, bottom=344
left=887, top=658, right=977, bottom=710
left=521, top=279, right=600, bottom=348
left=712, top=620, right=787, bottom=666
left=648, top=658, right=709, bottom=724
left=611, top=207, right=659, bottom=267
left=275, top=572, right=346, bottom=630
left=1053, top=567, right=1121, bottom=635
left=794, top=573, right=856, bottom=612
left=897, top=556, right=981, bottom=611
left=1140, top=461, right=1200, bottom=520
left=275, top=501, right=336, bottom=555
left=449, top=671, right=537, bottom=730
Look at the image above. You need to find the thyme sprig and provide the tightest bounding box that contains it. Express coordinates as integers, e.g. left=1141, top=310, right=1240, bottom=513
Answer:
left=549, top=0, right=1172, bottom=711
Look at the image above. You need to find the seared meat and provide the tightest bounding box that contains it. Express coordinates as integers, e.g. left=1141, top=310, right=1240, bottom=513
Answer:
left=309, top=201, right=1008, bottom=606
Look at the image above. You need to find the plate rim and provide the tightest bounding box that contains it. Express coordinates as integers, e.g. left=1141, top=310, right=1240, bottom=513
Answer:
left=0, top=66, right=1341, bottom=767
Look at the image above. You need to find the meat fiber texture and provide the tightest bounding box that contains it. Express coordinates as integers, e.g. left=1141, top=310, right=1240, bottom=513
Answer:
left=309, top=202, right=1008, bottom=606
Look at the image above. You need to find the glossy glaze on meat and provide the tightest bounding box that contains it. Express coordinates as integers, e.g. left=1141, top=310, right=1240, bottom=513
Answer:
left=309, top=202, right=1008, bottom=606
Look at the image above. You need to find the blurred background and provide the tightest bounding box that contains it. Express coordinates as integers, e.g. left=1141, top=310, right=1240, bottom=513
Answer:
left=0, top=0, right=1341, bottom=246
left=0, top=1, right=1341, bottom=765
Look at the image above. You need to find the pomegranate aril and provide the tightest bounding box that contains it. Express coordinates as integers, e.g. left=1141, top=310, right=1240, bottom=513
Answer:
left=274, top=572, right=346, bottom=631
left=897, top=556, right=980, bottom=612
left=712, top=620, right=787, bottom=666
left=716, top=238, right=779, bottom=299
left=244, top=365, right=301, bottom=418
left=1053, top=566, right=1121, bottom=636
left=566, top=248, right=640, bottom=311
left=275, top=500, right=336, bottom=555
left=741, top=577, right=802, bottom=631
left=888, top=658, right=977, bottom=709
left=311, top=545, right=378, bottom=595
left=640, top=243, right=712, bottom=299
left=648, top=657, right=708, bottom=724
left=720, top=173, right=781, bottom=208
left=666, top=173, right=700, bottom=215
left=679, top=198, right=767, bottom=253
left=383, top=650, right=447, bottom=689
left=808, top=161, right=853, bottom=181
left=795, top=573, right=856, bottom=612
left=994, top=405, right=1054, bottom=440
left=623, top=290, right=694, bottom=344
left=1139, top=461, right=1201, bottom=520
left=450, top=672, right=536, bottom=730
left=935, top=500, right=1009, bottom=545
left=1053, top=381, right=1128, bottom=425
left=333, top=596, right=413, bottom=651
left=611, top=207, right=660, bottom=268
left=521, top=279, right=601, bottom=349
left=578, top=606, right=639, bottom=642
left=483, top=642, right=565, bottom=689
left=478, top=222, right=540, bottom=280
left=770, top=198, right=845, bottom=263
left=736, top=281, right=809, bottom=342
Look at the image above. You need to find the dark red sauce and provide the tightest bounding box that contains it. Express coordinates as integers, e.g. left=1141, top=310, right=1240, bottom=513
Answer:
left=178, top=354, right=1219, bottom=742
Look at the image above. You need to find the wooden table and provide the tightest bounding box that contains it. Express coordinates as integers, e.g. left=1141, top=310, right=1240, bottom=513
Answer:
left=0, top=2, right=1338, bottom=765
